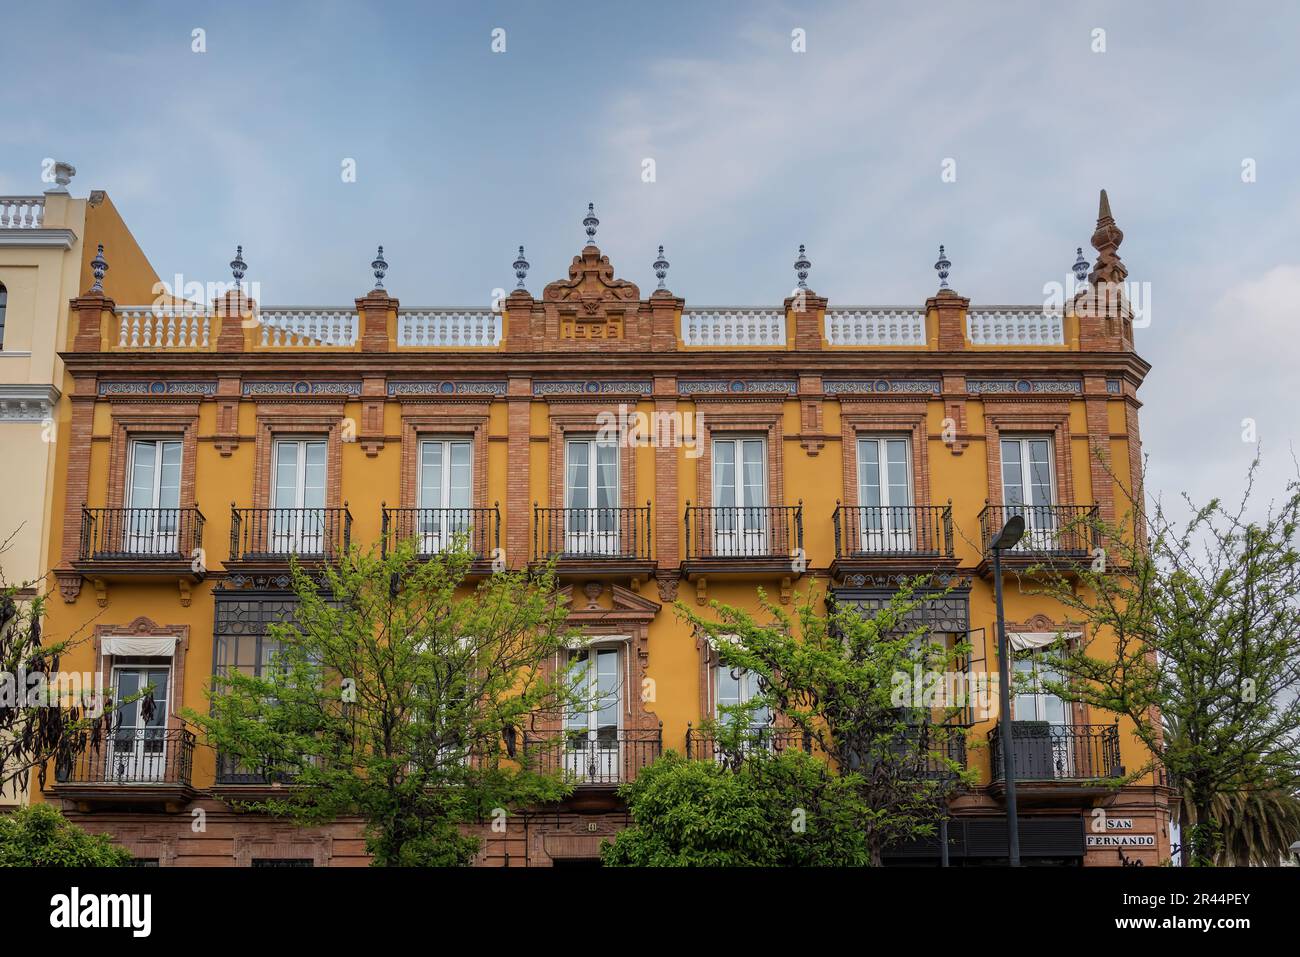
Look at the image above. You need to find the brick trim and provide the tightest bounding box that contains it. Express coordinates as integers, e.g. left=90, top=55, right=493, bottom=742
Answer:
left=251, top=404, right=347, bottom=509
left=981, top=401, right=1076, bottom=506
left=397, top=404, right=491, bottom=509
left=690, top=401, right=786, bottom=510
left=545, top=404, right=639, bottom=510
left=837, top=400, right=932, bottom=509
left=93, top=617, right=191, bottom=736
left=105, top=407, right=201, bottom=511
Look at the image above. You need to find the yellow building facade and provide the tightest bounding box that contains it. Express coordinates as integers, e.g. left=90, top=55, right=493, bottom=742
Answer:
left=33, top=193, right=1175, bottom=866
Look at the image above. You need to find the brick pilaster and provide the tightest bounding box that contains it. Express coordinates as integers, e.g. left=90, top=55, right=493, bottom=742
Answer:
left=70, top=296, right=112, bottom=352
left=929, top=289, right=969, bottom=351
left=652, top=376, right=680, bottom=568
left=505, top=377, right=532, bottom=568
left=786, top=291, right=827, bottom=351
left=356, top=290, right=397, bottom=353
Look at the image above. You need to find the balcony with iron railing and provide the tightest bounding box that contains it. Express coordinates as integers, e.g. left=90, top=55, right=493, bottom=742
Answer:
left=228, top=506, right=352, bottom=565
left=532, top=504, right=653, bottom=576
left=53, top=726, right=196, bottom=807
left=977, top=503, right=1100, bottom=573
left=831, top=503, right=955, bottom=576
left=522, top=727, right=662, bottom=787
left=685, top=725, right=812, bottom=765
left=74, top=506, right=206, bottom=579
left=989, top=722, right=1122, bottom=795
left=381, top=505, right=500, bottom=570
left=682, top=503, right=804, bottom=577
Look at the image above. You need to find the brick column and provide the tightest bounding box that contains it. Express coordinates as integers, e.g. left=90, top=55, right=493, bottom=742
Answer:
left=1082, top=375, right=1116, bottom=523
left=649, top=292, right=680, bottom=352
left=786, top=291, right=827, bottom=351
left=505, top=377, right=532, bottom=569
left=215, top=291, right=252, bottom=352
left=504, top=290, right=534, bottom=351
left=356, top=290, right=397, bottom=353
left=70, top=295, right=112, bottom=352
left=55, top=374, right=99, bottom=602
left=359, top=375, right=386, bottom=456
left=652, top=376, right=680, bottom=572
left=929, top=289, right=969, bottom=351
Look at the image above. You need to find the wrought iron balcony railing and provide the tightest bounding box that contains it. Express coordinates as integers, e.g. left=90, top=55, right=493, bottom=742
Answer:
left=978, top=503, right=1099, bottom=557
left=78, top=507, right=205, bottom=561
left=685, top=725, right=812, bottom=764
left=832, top=504, right=953, bottom=558
left=229, top=506, right=352, bottom=562
left=533, top=504, right=652, bottom=562
left=55, top=727, right=195, bottom=788
left=989, top=721, right=1122, bottom=782
left=683, top=503, right=803, bottom=561
left=381, top=505, right=500, bottom=561
left=522, top=727, right=662, bottom=786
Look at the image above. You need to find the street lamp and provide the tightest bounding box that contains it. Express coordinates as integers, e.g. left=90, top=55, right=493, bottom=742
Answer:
left=991, top=514, right=1025, bottom=866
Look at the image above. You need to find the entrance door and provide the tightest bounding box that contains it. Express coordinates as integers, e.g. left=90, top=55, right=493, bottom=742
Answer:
left=564, top=648, right=620, bottom=783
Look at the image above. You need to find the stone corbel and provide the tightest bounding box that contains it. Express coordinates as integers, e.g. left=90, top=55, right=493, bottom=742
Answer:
left=694, top=576, right=708, bottom=606
left=214, top=377, right=242, bottom=456
left=55, top=570, right=82, bottom=604
left=91, top=578, right=108, bottom=608
left=178, top=579, right=192, bottom=607
left=780, top=576, right=793, bottom=604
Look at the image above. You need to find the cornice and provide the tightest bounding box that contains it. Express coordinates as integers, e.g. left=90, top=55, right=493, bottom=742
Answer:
left=0, top=228, right=77, bottom=249
left=0, top=382, right=61, bottom=420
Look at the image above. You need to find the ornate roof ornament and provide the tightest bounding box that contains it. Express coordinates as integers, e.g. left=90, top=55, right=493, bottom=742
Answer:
left=371, top=245, right=388, bottom=289
left=230, top=245, right=247, bottom=285
left=90, top=243, right=108, bottom=294
left=653, top=245, right=670, bottom=290
left=934, top=244, right=951, bottom=290
left=1088, top=189, right=1127, bottom=286
left=583, top=203, right=599, bottom=246
left=1072, top=246, right=1089, bottom=284
left=513, top=245, right=529, bottom=289
left=794, top=244, right=811, bottom=290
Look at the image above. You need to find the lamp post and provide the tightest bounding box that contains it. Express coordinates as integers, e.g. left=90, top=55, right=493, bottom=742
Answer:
left=991, top=514, right=1026, bottom=866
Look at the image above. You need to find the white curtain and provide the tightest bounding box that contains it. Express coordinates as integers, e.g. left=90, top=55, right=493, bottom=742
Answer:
left=1007, top=631, right=1080, bottom=652
left=102, top=637, right=177, bottom=657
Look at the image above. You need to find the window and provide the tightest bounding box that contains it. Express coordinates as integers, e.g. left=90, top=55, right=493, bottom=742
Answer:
left=1000, top=436, right=1057, bottom=549
left=715, top=665, right=773, bottom=729
left=1013, top=653, right=1068, bottom=726
left=271, top=439, right=327, bottom=553
left=124, top=439, right=182, bottom=553
left=212, top=631, right=289, bottom=784
left=564, top=647, right=621, bottom=782
left=417, top=439, right=473, bottom=552
left=564, top=438, right=619, bottom=554
left=109, top=663, right=170, bottom=783
left=0, top=282, right=7, bottom=349
left=856, top=436, right=913, bottom=551
left=712, top=437, right=767, bottom=556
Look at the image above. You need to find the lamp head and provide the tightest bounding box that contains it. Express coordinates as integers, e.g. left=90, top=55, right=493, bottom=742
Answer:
left=991, top=515, right=1026, bottom=551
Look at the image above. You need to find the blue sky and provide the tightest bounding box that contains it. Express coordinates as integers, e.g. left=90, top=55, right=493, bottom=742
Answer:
left=3, top=0, right=1298, bottom=515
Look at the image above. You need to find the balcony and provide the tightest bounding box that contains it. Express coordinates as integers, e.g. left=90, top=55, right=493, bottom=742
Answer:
left=977, top=503, right=1099, bottom=574
left=989, top=721, right=1122, bottom=801
left=831, top=504, right=955, bottom=577
left=523, top=727, right=662, bottom=788
left=382, top=505, right=500, bottom=573
left=685, top=725, right=812, bottom=765
left=53, top=727, right=196, bottom=810
left=228, top=506, right=352, bottom=566
left=532, top=504, right=653, bottom=578
left=681, top=503, right=804, bottom=578
left=73, top=507, right=206, bottom=580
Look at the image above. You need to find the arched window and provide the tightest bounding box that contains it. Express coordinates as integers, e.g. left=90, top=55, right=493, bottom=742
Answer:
left=0, top=282, right=7, bottom=349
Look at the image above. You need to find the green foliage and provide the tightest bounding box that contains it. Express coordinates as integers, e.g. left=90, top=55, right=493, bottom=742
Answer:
left=0, top=803, right=133, bottom=867
left=677, top=580, right=973, bottom=865
left=187, top=538, right=579, bottom=866
left=1029, top=456, right=1300, bottom=865
left=601, top=750, right=870, bottom=866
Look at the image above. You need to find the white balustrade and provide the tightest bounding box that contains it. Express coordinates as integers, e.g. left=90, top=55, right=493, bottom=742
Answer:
left=681, top=309, right=786, bottom=347
left=116, top=307, right=211, bottom=349
left=824, top=308, right=926, bottom=346
left=258, top=308, right=358, bottom=347
left=966, top=308, right=1065, bottom=346
left=0, top=196, right=45, bottom=228
left=397, top=310, right=501, bottom=347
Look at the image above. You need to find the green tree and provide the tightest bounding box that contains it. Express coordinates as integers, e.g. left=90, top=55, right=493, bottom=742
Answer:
left=1031, top=458, right=1300, bottom=866
left=679, top=580, right=972, bottom=866
left=601, top=749, right=870, bottom=866
left=0, top=803, right=133, bottom=867
left=188, top=539, right=579, bottom=866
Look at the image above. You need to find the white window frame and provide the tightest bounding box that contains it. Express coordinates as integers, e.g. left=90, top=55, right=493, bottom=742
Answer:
left=563, top=437, right=620, bottom=555
left=711, top=436, right=768, bottom=556
left=1000, top=435, right=1058, bottom=550
left=1012, top=652, right=1069, bottom=726
left=855, top=435, right=914, bottom=552
left=270, top=438, right=328, bottom=554
left=416, top=438, right=474, bottom=553
left=108, top=662, right=171, bottom=783
left=563, top=644, right=623, bottom=783
left=124, top=438, right=183, bottom=553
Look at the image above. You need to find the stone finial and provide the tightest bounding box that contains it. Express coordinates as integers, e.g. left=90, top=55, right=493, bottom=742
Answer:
left=653, top=245, right=670, bottom=290
left=934, top=244, right=951, bottom=290
left=1072, top=246, right=1089, bottom=284
left=89, top=243, right=108, bottom=294
left=230, top=245, right=247, bottom=284
left=46, top=161, right=76, bottom=194
left=371, top=245, right=388, bottom=289
left=513, top=245, right=529, bottom=289
left=583, top=202, right=599, bottom=246
left=1089, top=188, right=1127, bottom=285
left=794, top=244, right=811, bottom=290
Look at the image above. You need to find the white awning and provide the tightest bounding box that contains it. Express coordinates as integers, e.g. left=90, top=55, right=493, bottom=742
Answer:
left=102, top=637, right=177, bottom=658
left=1007, top=631, right=1080, bottom=652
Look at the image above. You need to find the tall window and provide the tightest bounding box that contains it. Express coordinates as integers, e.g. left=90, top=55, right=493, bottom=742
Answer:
left=1000, top=436, right=1056, bottom=548
left=109, top=662, right=170, bottom=782
left=271, top=439, right=326, bottom=553
left=715, top=665, right=772, bottom=728
left=1013, top=652, right=1068, bottom=725
left=0, top=282, right=7, bottom=349
left=417, top=439, right=472, bottom=552
left=124, top=439, right=182, bottom=553
left=856, top=436, right=913, bottom=551
left=564, top=438, right=619, bottom=554
left=712, top=437, right=767, bottom=556
left=564, top=647, right=621, bottom=782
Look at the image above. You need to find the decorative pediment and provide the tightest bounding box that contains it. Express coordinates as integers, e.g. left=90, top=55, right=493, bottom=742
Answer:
left=543, top=244, right=640, bottom=306
left=557, top=582, right=661, bottom=623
